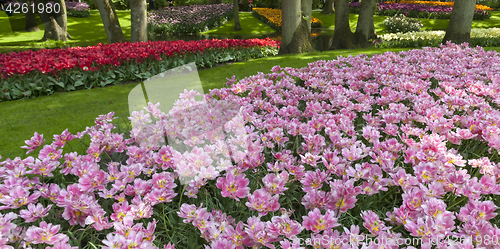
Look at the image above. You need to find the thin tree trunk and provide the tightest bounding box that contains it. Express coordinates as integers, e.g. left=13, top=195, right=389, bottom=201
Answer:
left=301, top=0, right=312, bottom=31
left=53, top=0, right=70, bottom=38
left=36, top=0, right=69, bottom=41
left=317, top=34, right=333, bottom=51
left=24, top=0, right=40, bottom=32
left=95, top=0, right=126, bottom=43
left=233, top=0, right=241, bottom=30
left=442, top=0, right=475, bottom=45
left=130, top=0, right=148, bottom=42
left=280, top=0, right=312, bottom=54
left=322, top=0, right=334, bottom=14
left=354, top=0, right=375, bottom=48
left=330, top=0, right=354, bottom=49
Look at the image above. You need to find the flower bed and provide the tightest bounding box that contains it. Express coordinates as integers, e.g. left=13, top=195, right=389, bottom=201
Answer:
left=349, top=1, right=492, bottom=20
left=147, top=4, right=233, bottom=36
left=376, top=28, right=500, bottom=48
left=0, top=38, right=280, bottom=102
left=252, top=7, right=322, bottom=32
left=1, top=42, right=499, bottom=248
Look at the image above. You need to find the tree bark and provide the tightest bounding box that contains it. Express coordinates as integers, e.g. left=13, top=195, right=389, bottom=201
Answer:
left=233, top=0, right=241, bottom=30
left=322, top=0, right=335, bottom=14
left=130, top=0, right=148, bottom=42
left=442, top=0, right=475, bottom=45
left=279, top=0, right=301, bottom=55
left=301, top=0, right=312, bottom=31
left=283, top=17, right=313, bottom=54
left=95, top=0, right=126, bottom=43
left=24, top=0, right=40, bottom=32
left=36, top=0, right=70, bottom=41
left=54, top=0, right=68, bottom=36
left=330, top=0, right=354, bottom=49
left=354, top=0, right=375, bottom=48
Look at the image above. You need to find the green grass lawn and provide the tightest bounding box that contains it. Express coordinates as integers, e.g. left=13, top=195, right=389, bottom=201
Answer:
left=0, top=48, right=408, bottom=159
left=2, top=46, right=500, bottom=160
left=202, top=12, right=276, bottom=37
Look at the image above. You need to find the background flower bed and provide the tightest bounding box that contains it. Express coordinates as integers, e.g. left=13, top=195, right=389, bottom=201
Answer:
left=3, top=1, right=91, bottom=17
left=0, top=42, right=500, bottom=248
left=65, top=1, right=91, bottom=18
left=387, top=0, right=494, bottom=11
left=349, top=1, right=492, bottom=20
left=383, top=14, right=423, bottom=33
left=0, top=38, right=280, bottom=102
left=252, top=7, right=322, bottom=32
left=376, top=28, right=500, bottom=48
left=147, top=3, right=233, bottom=36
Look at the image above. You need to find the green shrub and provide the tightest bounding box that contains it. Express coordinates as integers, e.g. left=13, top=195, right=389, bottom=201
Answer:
left=383, top=14, right=423, bottom=33
left=312, top=0, right=324, bottom=9
left=154, top=0, right=168, bottom=9
left=79, top=0, right=97, bottom=9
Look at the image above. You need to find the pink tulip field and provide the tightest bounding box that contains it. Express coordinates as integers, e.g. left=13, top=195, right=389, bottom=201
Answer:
left=0, top=42, right=500, bottom=248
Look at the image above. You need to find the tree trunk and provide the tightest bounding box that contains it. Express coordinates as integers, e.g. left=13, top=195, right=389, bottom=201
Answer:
left=36, top=0, right=70, bottom=41
left=279, top=0, right=301, bottom=55
left=354, top=0, right=375, bottom=48
left=317, top=34, right=333, bottom=51
left=131, top=0, right=148, bottom=42
left=233, top=0, right=241, bottom=30
left=301, top=0, right=312, bottom=31
left=442, top=0, right=475, bottom=45
left=322, top=0, right=335, bottom=14
left=283, top=17, right=314, bottom=54
left=330, top=0, right=354, bottom=49
left=24, top=0, right=40, bottom=32
left=95, top=0, right=126, bottom=43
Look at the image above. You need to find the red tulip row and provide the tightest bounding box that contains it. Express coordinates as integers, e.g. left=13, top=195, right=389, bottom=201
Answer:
left=0, top=38, right=281, bottom=79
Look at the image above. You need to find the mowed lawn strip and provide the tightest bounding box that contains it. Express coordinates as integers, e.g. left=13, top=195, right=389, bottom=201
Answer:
left=0, top=10, right=131, bottom=50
